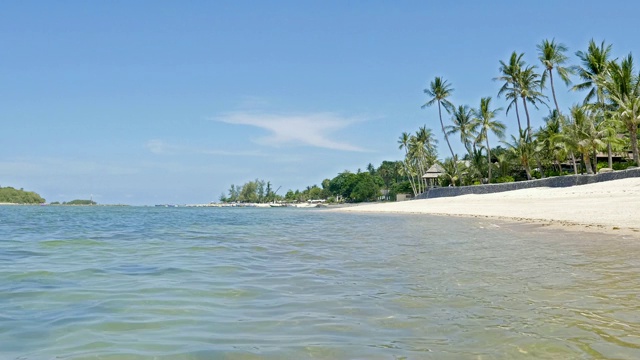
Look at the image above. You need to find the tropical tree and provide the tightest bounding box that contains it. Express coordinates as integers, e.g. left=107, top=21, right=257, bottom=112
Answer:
left=535, top=110, right=570, bottom=174
left=446, top=104, right=477, bottom=160
left=496, top=52, right=526, bottom=134
left=571, top=105, right=606, bottom=173
left=537, top=39, right=573, bottom=115
left=516, top=64, right=548, bottom=137
left=573, top=39, right=613, bottom=166
left=397, top=132, right=418, bottom=195
left=473, top=97, right=506, bottom=183
left=603, top=53, right=640, bottom=165
left=573, top=39, right=612, bottom=105
left=439, top=156, right=466, bottom=186
left=422, top=77, right=457, bottom=162
left=503, top=130, right=535, bottom=180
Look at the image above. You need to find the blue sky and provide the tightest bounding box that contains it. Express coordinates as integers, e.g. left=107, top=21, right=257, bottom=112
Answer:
left=1, top=1, right=639, bottom=205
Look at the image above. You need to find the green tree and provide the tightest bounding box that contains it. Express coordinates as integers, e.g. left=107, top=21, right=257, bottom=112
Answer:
left=538, top=38, right=573, bottom=115
left=473, top=97, right=506, bottom=183
left=446, top=104, right=477, bottom=160
left=516, top=64, right=548, bottom=137
left=422, top=77, right=457, bottom=162
left=603, top=53, right=640, bottom=165
left=496, top=52, right=526, bottom=134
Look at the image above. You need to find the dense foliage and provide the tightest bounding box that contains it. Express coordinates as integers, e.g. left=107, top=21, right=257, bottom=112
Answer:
left=0, top=187, right=45, bottom=204
left=400, top=38, right=639, bottom=190
left=62, top=200, right=97, bottom=205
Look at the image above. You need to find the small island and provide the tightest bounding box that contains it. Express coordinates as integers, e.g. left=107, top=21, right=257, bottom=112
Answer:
left=50, top=199, right=97, bottom=206
left=0, top=186, right=45, bottom=204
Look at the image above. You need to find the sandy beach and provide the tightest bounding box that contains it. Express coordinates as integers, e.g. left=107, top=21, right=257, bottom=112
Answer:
left=332, top=177, right=640, bottom=235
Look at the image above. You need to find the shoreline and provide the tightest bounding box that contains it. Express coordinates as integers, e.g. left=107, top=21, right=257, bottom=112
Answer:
left=329, top=177, right=640, bottom=238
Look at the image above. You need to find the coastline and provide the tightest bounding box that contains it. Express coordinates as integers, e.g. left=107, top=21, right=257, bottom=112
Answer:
left=329, top=177, right=640, bottom=238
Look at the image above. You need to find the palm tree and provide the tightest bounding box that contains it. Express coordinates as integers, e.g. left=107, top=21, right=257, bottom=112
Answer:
left=573, top=39, right=612, bottom=105
left=440, top=156, right=465, bottom=186
left=604, top=53, right=640, bottom=165
left=473, top=97, right=506, bottom=183
left=397, top=132, right=418, bottom=196
left=503, top=130, right=534, bottom=180
left=537, top=39, right=574, bottom=115
left=496, top=52, right=526, bottom=134
left=446, top=104, right=476, bottom=160
left=569, top=105, right=605, bottom=174
left=535, top=110, right=570, bottom=174
left=574, top=39, right=613, bottom=167
left=516, top=64, right=548, bottom=137
left=422, top=77, right=456, bottom=162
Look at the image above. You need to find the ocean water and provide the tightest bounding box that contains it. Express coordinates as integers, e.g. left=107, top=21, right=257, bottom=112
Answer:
left=1, top=206, right=640, bottom=359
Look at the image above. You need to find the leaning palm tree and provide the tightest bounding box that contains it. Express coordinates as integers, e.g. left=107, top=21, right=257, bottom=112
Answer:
left=496, top=52, right=526, bottom=134
left=422, top=77, right=457, bottom=162
left=446, top=104, right=477, bottom=160
left=473, top=97, right=506, bottom=183
left=537, top=39, right=574, bottom=115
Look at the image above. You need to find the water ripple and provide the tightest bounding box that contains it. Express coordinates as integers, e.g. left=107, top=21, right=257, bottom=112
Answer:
left=2, top=207, right=640, bottom=359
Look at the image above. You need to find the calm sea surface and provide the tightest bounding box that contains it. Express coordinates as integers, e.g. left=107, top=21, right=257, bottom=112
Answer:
left=1, top=206, right=640, bottom=359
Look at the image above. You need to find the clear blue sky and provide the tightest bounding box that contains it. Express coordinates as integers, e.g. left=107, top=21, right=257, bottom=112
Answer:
left=1, top=1, right=639, bottom=205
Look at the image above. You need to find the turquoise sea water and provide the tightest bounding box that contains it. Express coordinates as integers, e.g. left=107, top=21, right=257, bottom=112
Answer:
left=1, top=206, right=640, bottom=359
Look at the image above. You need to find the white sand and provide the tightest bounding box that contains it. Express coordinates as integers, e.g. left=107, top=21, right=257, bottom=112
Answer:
left=332, top=177, right=640, bottom=234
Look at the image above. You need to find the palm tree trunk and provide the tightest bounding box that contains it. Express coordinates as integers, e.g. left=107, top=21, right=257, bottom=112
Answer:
left=438, top=101, right=457, bottom=161
left=607, top=143, right=613, bottom=168
left=521, top=96, right=532, bottom=139
left=438, top=101, right=457, bottom=186
left=631, top=123, right=640, bottom=165
left=583, top=153, right=594, bottom=174
left=486, top=137, right=492, bottom=183
left=513, top=91, right=523, bottom=135
left=536, top=157, right=545, bottom=178
left=570, top=151, right=578, bottom=175
left=549, top=71, right=561, bottom=115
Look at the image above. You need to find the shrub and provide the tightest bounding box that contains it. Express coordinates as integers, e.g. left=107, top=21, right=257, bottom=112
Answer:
left=494, top=176, right=515, bottom=183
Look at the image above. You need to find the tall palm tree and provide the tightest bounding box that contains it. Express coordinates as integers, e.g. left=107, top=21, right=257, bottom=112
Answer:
left=422, top=77, right=456, bottom=162
left=538, top=39, right=573, bottom=115
left=574, top=39, right=613, bottom=167
left=397, top=132, right=418, bottom=196
left=573, top=39, right=612, bottom=105
left=569, top=105, right=605, bottom=174
left=516, top=64, right=548, bottom=137
left=496, top=52, right=526, bottom=134
left=473, top=97, right=506, bottom=183
left=446, top=105, right=476, bottom=160
left=604, top=54, right=640, bottom=164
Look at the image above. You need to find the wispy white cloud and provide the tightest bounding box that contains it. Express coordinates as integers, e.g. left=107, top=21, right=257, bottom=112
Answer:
left=215, top=111, right=367, bottom=152
left=145, top=139, right=266, bottom=157
left=146, top=139, right=178, bottom=155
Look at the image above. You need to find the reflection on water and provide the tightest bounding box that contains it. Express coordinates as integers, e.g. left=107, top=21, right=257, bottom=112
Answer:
left=1, top=206, right=640, bottom=359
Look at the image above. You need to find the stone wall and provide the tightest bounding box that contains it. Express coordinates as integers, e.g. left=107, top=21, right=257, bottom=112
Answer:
left=415, top=168, right=640, bottom=199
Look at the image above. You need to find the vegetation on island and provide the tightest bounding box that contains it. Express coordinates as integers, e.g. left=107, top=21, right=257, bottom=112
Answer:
left=50, top=200, right=97, bottom=205
left=222, top=38, right=639, bottom=204
left=0, top=187, right=45, bottom=204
